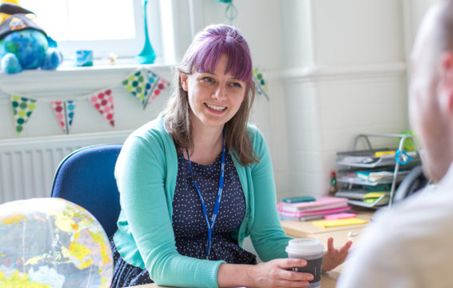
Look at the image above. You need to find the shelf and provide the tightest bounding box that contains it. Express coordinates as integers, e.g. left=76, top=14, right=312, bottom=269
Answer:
left=338, top=170, right=410, bottom=186
left=336, top=150, right=419, bottom=168
left=348, top=194, right=389, bottom=209
left=334, top=133, right=420, bottom=208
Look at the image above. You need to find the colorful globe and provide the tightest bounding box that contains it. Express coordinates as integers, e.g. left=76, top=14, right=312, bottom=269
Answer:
left=0, top=198, right=113, bottom=287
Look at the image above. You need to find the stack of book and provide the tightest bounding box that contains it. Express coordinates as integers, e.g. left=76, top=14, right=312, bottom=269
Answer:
left=277, top=197, right=351, bottom=221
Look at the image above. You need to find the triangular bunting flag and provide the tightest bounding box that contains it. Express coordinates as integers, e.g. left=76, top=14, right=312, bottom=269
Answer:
left=148, top=76, right=169, bottom=103
left=143, top=69, right=159, bottom=107
left=122, top=68, right=169, bottom=109
left=51, top=100, right=76, bottom=134
left=253, top=68, right=270, bottom=100
left=90, top=89, right=115, bottom=127
left=10, top=95, right=37, bottom=134
left=122, top=68, right=148, bottom=108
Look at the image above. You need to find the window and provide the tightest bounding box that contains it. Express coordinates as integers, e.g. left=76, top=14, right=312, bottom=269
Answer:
left=19, top=0, right=167, bottom=63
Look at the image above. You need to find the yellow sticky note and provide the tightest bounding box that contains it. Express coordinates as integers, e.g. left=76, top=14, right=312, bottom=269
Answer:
left=374, top=150, right=395, bottom=157
left=364, top=192, right=387, bottom=199
left=312, top=218, right=368, bottom=228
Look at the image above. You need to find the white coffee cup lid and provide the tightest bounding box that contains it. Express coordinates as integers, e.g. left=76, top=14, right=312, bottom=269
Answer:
left=286, top=238, right=324, bottom=257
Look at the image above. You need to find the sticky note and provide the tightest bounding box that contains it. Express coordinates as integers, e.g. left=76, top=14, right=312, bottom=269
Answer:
left=312, top=218, right=368, bottom=228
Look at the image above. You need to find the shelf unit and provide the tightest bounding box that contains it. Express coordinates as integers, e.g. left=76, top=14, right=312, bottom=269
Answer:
left=335, top=133, right=420, bottom=208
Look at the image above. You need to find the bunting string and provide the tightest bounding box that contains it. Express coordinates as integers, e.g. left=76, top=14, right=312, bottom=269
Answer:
left=3, top=68, right=170, bottom=135
left=3, top=67, right=269, bottom=135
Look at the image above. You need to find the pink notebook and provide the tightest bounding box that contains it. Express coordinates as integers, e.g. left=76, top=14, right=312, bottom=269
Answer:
left=278, top=206, right=350, bottom=217
left=278, top=197, right=348, bottom=212
left=324, top=212, right=357, bottom=220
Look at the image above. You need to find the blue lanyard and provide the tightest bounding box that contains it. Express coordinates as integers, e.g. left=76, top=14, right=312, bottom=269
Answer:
left=186, top=141, right=226, bottom=259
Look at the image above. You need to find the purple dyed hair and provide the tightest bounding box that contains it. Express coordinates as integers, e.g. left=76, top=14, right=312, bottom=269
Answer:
left=163, top=24, right=257, bottom=165
left=181, top=24, right=253, bottom=84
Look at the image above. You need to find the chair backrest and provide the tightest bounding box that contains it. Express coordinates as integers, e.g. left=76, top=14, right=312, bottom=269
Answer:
left=51, top=144, right=122, bottom=238
left=392, top=165, right=429, bottom=204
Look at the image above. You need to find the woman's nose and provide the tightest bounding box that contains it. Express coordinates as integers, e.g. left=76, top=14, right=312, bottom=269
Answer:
left=212, top=84, right=226, bottom=100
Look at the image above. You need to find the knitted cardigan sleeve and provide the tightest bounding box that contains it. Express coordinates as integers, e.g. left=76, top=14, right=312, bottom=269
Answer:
left=115, top=128, right=224, bottom=288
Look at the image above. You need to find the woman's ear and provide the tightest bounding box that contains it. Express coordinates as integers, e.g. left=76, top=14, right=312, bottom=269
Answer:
left=180, top=73, right=189, bottom=92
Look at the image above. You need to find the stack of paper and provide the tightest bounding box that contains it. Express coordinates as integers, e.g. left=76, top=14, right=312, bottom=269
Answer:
left=335, top=189, right=390, bottom=208
left=277, top=197, right=350, bottom=221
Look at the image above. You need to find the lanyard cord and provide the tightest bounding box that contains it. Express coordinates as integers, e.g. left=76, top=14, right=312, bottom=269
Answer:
left=186, top=140, right=226, bottom=259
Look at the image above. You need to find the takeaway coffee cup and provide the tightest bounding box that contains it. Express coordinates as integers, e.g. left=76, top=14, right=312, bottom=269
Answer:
left=286, top=238, right=324, bottom=288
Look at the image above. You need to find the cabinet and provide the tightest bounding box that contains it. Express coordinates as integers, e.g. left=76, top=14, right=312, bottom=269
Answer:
left=335, top=133, right=420, bottom=209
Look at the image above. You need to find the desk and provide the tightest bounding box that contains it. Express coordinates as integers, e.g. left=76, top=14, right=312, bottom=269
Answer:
left=129, top=272, right=339, bottom=288
left=281, top=212, right=372, bottom=235
left=281, top=211, right=373, bottom=246
left=128, top=212, right=372, bottom=288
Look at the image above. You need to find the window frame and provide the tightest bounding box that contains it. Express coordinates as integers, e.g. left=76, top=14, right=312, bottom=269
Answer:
left=57, top=0, right=144, bottom=60
left=19, top=0, right=172, bottom=62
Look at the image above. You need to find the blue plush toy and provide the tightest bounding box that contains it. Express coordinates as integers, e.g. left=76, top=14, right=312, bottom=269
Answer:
left=0, top=3, right=62, bottom=74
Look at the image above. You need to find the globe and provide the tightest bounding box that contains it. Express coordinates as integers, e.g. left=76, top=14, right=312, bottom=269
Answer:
left=0, top=198, right=113, bottom=287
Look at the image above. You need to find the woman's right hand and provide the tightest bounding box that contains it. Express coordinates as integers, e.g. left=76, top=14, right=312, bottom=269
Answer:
left=249, top=258, right=313, bottom=288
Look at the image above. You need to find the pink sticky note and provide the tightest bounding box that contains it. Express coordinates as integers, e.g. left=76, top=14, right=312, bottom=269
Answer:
left=324, top=212, right=357, bottom=220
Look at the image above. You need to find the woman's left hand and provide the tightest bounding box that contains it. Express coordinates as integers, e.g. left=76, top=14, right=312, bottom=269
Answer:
left=322, top=237, right=352, bottom=272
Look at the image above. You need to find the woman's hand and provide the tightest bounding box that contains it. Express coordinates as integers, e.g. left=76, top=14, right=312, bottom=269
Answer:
left=322, top=237, right=352, bottom=272
left=249, top=258, right=313, bottom=288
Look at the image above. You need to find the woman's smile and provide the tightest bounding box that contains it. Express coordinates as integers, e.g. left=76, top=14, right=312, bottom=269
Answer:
left=204, top=103, right=227, bottom=114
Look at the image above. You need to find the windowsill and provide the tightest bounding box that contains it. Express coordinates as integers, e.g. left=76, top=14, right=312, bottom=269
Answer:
left=57, top=56, right=175, bottom=70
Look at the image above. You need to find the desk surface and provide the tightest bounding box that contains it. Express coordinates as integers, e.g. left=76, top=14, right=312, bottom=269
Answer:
left=128, top=212, right=372, bottom=288
left=129, top=271, right=339, bottom=288
left=281, top=212, right=373, bottom=236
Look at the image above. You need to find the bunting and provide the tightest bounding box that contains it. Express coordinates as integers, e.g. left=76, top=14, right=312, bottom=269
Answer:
left=253, top=68, right=269, bottom=100
left=1, top=67, right=274, bottom=135
left=122, top=68, right=169, bottom=109
left=90, top=89, right=115, bottom=127
left=5, top=68, right=170, bottom=135
left=149, top=77, right=169, bottom=103
left=51, top=100, right=76, bottom=134
left=10, top=95, right=37, bottom=134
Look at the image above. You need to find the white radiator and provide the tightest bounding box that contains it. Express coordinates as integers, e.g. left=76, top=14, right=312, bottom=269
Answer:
left=0, top=131, right=131, bottom=204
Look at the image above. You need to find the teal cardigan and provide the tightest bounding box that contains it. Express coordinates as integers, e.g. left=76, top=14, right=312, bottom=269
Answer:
left=113, top=118, right=290, bottom=287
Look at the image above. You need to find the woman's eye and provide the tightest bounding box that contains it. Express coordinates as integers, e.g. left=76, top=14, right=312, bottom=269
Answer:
left=200, top=77, right=216, bottom=85
left=229, top=82, right=243, bottom=89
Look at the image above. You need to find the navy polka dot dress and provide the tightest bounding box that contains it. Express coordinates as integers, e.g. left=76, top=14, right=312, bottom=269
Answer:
left=110, top=150, right=255, bottom=287
left=173, top=151, right=256, bottom=264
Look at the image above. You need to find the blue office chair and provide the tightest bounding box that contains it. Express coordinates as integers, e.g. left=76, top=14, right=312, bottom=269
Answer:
left=51, top=144, right=122, bottom=238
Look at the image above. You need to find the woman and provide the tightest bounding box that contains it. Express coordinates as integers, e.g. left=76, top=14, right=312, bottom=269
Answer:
left=111, top=24, right=351, bottom=288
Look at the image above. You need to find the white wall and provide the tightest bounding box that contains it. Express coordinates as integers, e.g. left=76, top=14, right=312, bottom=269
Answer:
left=280, top=0, right=409, bottom=197
left=279, top=0, right=440, bottom=197
left=0, top=0, right=437, bottom=201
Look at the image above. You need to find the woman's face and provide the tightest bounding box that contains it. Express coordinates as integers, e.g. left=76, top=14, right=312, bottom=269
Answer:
left=180, top=55, right=247, bottom=131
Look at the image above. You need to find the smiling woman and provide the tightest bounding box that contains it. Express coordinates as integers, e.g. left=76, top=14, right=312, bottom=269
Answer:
left=109, top=24, right=351, bottom=288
